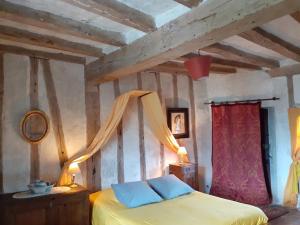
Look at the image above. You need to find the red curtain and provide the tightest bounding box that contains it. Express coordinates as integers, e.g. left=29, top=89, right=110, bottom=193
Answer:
left=210, top=103, right=270, bottom=205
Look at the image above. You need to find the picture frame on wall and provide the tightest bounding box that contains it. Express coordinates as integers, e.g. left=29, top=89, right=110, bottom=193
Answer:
left=167, top=108, right=189, bottom=139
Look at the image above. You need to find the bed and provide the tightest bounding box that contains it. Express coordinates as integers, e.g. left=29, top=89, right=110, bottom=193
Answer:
left=90, top=188, right=268, bottom=225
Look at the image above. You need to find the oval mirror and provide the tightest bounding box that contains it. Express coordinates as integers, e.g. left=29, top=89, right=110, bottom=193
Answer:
left=20, top=110, right=49, bottom=144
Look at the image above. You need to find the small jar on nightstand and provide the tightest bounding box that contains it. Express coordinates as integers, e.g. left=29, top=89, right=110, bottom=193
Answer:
left=169, top=163, right=198, bottom=190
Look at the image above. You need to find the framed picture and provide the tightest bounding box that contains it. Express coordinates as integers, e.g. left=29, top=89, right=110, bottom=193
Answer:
left=167, top=108, right=189, bottom=139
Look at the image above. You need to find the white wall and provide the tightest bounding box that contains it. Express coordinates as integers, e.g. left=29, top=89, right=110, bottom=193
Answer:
left=1, top=55, right=296, bottom=205
left=293, top=74, right=300, bottom=105
left=1, top=60, right=188, bottom=193
left=2, top=54, right=86, bottom=193
left=2, top=54, right=30, bottom=192
left=193, top=78, right=211, bottom=192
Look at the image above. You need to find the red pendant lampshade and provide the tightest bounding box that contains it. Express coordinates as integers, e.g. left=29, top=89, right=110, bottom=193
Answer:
left=184, top=55, right=211, bottom=80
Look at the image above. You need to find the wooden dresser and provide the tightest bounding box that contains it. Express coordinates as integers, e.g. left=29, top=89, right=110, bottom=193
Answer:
left=169, top=163, right=197, bottom=190
left=0, top=186, right=89, bottom=225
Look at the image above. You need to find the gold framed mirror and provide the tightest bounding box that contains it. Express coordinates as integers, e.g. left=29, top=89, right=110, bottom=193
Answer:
left=20, top=110, right=49, bottom=144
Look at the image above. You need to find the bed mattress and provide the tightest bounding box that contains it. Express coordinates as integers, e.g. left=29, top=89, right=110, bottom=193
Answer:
left=90, top=189, right=268, bottom=225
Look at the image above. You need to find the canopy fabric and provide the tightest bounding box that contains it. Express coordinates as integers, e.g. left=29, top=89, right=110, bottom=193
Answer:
left=284, top=108, right=300, bottom=207
left=58, top=90, right=180, bottom=185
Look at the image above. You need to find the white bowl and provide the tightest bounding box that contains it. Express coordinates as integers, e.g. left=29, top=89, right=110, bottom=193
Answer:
left=28, top=184, right=53, bottom=194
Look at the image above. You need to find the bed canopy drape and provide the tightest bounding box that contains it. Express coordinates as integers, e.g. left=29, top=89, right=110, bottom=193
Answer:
left=284, top=108, right=300, bottom=207
left=58, top=90, right=181, bottom=185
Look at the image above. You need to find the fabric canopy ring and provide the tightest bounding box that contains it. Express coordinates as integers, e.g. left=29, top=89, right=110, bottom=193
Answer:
left=58, top=90, right=184, bottom=185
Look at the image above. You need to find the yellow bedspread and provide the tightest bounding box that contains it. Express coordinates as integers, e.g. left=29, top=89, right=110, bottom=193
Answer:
left=90, top=189, right=268, bottom=225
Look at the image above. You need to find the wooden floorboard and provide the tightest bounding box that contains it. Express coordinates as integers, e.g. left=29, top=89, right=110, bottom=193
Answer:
left=269, top=209, right=300, bottom=225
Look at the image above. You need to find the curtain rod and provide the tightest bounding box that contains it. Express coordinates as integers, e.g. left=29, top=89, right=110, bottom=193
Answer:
left=204, top=97, right=280, bottom=105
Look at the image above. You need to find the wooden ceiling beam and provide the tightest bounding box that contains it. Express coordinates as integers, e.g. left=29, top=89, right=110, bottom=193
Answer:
left=210, top=66, right=237, bottom=74
left=211, top=57, right=262, bottom=70
left=174, top=0, right=202, bottom=8
left=202, top=43, right=279, bottom=68
left=291, top=11, right=300, bottom=23
left=148, top=61, right=237, bottom=75
left=179, top=53, right=262, bottom=70
left=0, top=44, right=86, bottom=64
left=0, top=25, right=104, bottom=57
left=239, top=27, right=300, bottom=62
left=147, top=62, right=187, bottom=74
left=62, top=0, right=156, bottom=32
left=268, top=64, right=300, bottom=77
left=86, top=0, right=298, bottom=84
left=0, top=1, right=126, bottom=47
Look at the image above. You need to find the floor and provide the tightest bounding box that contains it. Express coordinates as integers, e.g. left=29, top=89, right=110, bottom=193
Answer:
left=269, top=209, right=300, bottom=225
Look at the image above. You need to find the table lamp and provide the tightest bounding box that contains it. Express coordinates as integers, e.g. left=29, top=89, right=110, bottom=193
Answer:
left=68, top=162, right=80, bottom=188
left=177, top=147, right=187, bottom=164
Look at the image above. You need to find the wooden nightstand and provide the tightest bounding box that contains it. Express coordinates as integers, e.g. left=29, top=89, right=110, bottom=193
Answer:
left=169, top=163, right=197, bottom=190
left=0, top=186, right=89, bottom=225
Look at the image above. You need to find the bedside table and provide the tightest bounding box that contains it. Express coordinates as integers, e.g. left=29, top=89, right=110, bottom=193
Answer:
left=169, top=163, right=197, bottom=190
left=0, top=186, right=89, bottom=225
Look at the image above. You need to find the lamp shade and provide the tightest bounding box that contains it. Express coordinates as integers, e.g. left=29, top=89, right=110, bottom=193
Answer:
left=177, top=147, right=187, bottom=155
left=68, top=162, right=80, bottom=174
left=184, top=55, right=211, bottom=80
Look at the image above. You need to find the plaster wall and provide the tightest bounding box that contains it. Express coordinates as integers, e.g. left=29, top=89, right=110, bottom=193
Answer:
left=1, top=56, right=296, bottom=205
left=1, top=53, right=86, bottom=193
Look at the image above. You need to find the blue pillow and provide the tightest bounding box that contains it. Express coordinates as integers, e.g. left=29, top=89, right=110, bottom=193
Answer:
left=111, top=181, right=163, bottom=208
left=147, top=175, right=194, bottom=200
